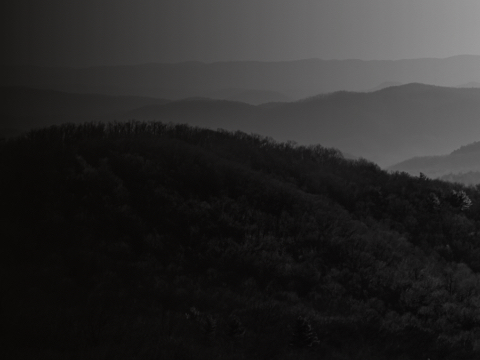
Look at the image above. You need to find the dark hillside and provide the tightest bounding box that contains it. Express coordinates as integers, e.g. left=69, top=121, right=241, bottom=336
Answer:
left=2, top=122, right=480, bottom=359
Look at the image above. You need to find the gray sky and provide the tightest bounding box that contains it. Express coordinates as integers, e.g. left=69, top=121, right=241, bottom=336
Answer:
left=3, top=0, right=480, bottom=67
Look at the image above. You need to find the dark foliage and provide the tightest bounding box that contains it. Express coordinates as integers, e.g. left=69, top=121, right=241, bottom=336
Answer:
left=2, top=121, right=480, bottom=359
left=226, top=314, right=246, bottom=340
left=290, top=316, right=319, bottom=348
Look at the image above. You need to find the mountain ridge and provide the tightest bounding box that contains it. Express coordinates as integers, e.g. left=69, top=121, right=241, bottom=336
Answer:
left=5, top=83, right=480, bottom=167
left=4, top=55, right=480, bottom=100
left=389, top=140, right=480, bottom=181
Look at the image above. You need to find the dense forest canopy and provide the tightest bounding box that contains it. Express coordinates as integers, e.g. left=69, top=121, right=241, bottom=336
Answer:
left=2, top=121, right=480, bottom=359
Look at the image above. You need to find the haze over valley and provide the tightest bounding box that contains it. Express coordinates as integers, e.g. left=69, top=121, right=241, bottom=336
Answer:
left=4, top=79, right=480, bottom=167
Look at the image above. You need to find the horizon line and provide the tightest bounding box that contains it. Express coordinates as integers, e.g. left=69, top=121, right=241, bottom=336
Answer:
left=6, top=54, right=480, bottom=69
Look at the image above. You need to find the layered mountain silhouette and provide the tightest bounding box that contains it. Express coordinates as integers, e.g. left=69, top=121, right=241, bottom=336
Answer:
left=4, top=83, right=480, bottom=167
left=389, top=141, right=480, bottom=184
left=4, top=55, right=480, bottom=100
left=364, top=81, right=402, bottom=92
left=109, top=83, right=480, bottom=166
left=205, top=88, right=292, bottom=104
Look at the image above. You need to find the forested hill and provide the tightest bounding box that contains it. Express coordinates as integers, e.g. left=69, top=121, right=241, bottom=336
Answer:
left=3, top=121, right=480, bottom=360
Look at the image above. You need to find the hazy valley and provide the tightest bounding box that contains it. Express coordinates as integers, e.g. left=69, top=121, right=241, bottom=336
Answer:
left=4, top=80, right=480, bottom=167
left=389, top=141, right=480, bottom=184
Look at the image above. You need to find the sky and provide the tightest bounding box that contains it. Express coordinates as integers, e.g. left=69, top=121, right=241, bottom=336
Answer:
left=3, top=0, right=480, bottom=67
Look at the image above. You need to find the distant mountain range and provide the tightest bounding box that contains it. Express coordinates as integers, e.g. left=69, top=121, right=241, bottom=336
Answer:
left=110, top=83, right=480, bottom=166
left=4, top=83, right=480, bottom=167
left=205, top=88, right=292, bottom=104
left=457, top=81, right=480, bottom=88
left=389, top=141, right=480, bottom=184
left=3, top=55, right=480, bottom=100
left=364, top=81, right=403, bottom=92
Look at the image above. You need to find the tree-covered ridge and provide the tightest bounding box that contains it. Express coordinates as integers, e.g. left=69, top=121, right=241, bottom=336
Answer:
left=2, top=121, right=480, bottom=359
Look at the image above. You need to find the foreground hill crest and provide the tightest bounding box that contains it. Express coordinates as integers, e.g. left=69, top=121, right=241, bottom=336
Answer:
left=3, top=121, right=480, bottom=359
